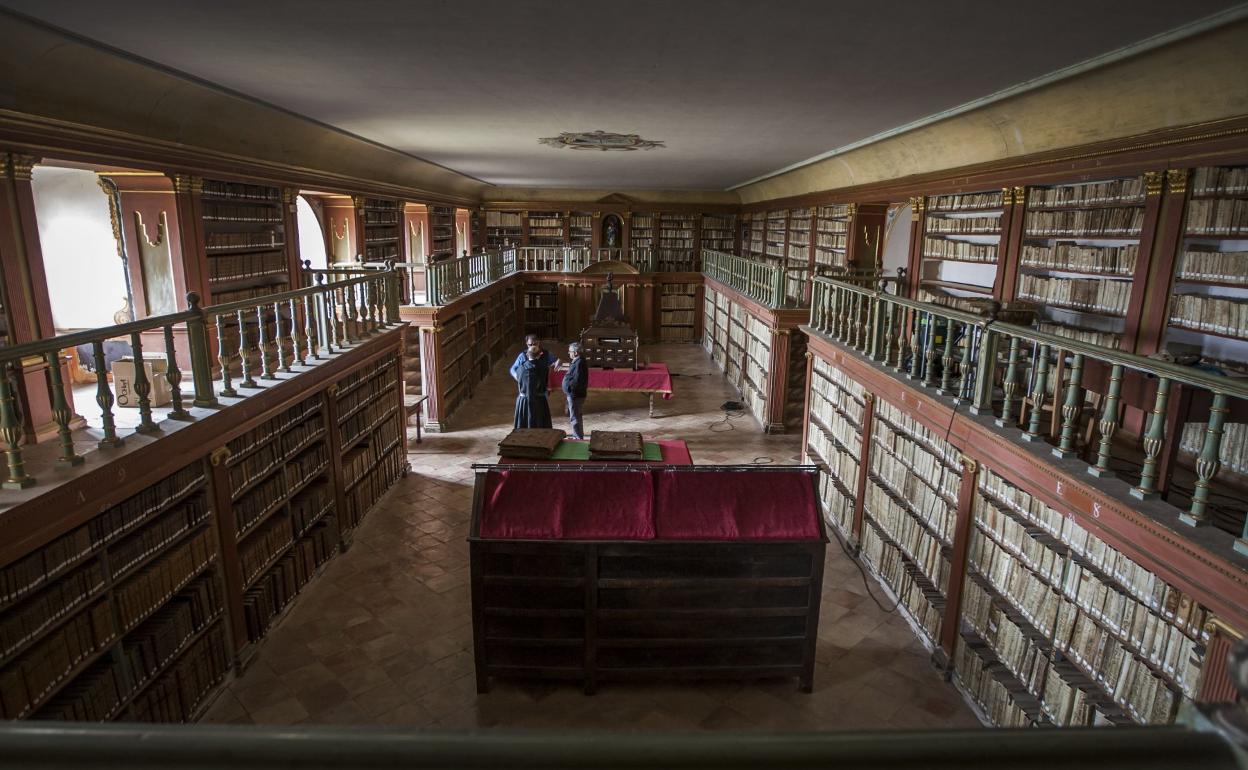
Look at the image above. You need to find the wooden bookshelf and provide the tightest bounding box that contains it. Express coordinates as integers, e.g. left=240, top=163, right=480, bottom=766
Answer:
left=725, top=302, right=772, bottom=426
left=815, top=204, right=851, bottom=268
left=224, top=395, right=337, bottom=644
left=527, top=211, right=564, bottom=248
left=657, top=212, right=696, bottom=271
left=569, top=211, right=593, bottom=248
left=1016, top=176, right=1149, bottom=351
left=335, top=356, right=404, bottom=534
left=764, top=209, right=787, bottom=261
left=629, top=213, right=654, bottom=252
left=786, top=207, right=813, bottom=303
left=429, top=205, right=457, bottom=261
left=200, top=179, right=290, bottom=304
left=485, top=211, right=523, bottom=249
left=801, top=334, right=1239, bottom=730
left=659, top=282, right=699, bottom=343
left=360, top=198, right=401, bottom=263
left=699, top=214, right=735, bottom=253
left=0, top=461, right=228, bottom=722
left=1164, top=165, right=1248, bottom=374
left=436, top=284, right=519, bottom=422
left=919, top=189, right=1007, bottom=311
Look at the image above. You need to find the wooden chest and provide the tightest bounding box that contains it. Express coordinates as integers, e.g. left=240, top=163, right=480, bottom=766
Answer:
left=580, top=324, right=638, bottom=370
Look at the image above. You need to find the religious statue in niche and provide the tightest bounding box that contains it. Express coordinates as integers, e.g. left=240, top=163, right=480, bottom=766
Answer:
left=602, top=214, right=623, bottom=249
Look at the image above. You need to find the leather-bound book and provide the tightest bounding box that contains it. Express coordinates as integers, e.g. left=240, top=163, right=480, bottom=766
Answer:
left=498, top=428, right=567, bottom=459
left=588, top=430, right=644, bottom=461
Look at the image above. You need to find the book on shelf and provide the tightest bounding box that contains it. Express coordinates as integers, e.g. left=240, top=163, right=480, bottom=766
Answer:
left=1026, top=178, right=1145, bottom=208
left=1179, top=422, right=1247, bottom=477
left=1185, top=198, right=1248, bottom=236
left=1176, top=247, right=1248, bottom=284
left=1032, top=321, right=1123, bottom=350
left=1024, top=208, right=1144, bottom=237
left=1017, top=274, right=1131, bottom=316
left=1191, top=166, right=1248, bottom=196
left=1169, top=294, right=1248, bottom=337
left=926, top=216, right=1001, bottom=235
left=924, top=237, right=998, bottom=263
left=486, top=212, right=523, bottom=227
left=928, top=191, right=1005, bottom=211
left=201, top=180, right=281, bottom=202
left=1021, top=242, right=1138, bottom=275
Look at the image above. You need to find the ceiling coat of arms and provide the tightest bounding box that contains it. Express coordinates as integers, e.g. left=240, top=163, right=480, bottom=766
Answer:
left=538, top=130, right=665, bottom=151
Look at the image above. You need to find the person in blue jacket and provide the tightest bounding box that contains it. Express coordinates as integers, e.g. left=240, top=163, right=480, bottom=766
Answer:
left=510, top=334, right=559, bottom=383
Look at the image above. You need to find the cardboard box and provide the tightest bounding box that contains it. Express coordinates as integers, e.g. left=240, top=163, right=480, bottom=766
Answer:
left=113, top=354, right=172, bottom=408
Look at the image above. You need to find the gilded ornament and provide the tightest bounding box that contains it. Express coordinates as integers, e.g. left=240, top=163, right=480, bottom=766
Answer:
left=1144, top=171, right=1164, bottom=197
left=1166, top=168, right=1188, bottom=196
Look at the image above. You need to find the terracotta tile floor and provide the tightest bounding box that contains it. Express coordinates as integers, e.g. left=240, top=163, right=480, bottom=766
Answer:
left=202, top=343, right=981, bottom=730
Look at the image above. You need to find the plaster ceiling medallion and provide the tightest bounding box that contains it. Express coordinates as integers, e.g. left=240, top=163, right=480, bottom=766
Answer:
left=538, top=130, right=665, bottom=152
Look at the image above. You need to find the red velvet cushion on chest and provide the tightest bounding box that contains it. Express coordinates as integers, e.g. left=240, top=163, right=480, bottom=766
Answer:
left=478, top=469, right=655, bottom=540
left=654, top=469, right=820, bottom=540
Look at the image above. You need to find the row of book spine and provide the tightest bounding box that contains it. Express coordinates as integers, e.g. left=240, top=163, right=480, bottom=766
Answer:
left=1020, top=242, right=1138, bottom=275
left=205, top=232, right=283, bottom=251
left=1191, top=166, right=1248, bottom=196
left=1032, top=321, right=1123, bottom=350
left=1024, top=208, right=1144, bottom=237
left=1177, top=247, right=1248, bottom=284
left=1026, top=179, right=1144, bottom=209
left=208, top=251, right=288, bottom=283
left=926, top=216, right=1001, bottom=235
left=1185, top=198, right=1248, bottom=236
left=924, top=237, right=998, bottom=263
left=1017, top=274, right=1131, bottom=315
left=1169, top=294, right=1248, bottom=338
left=202, top=202, right=282, bottom=224
left=928, top=191, right=1005, bottom=212
left=202, top=180, right=280, bottom=201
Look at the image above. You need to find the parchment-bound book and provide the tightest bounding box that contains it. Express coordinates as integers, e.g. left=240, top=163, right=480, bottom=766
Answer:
left=498, top=428, right=567, bottom=459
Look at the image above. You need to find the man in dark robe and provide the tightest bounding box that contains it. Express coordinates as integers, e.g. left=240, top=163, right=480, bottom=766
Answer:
left=513, top=345, right=554, bottom=430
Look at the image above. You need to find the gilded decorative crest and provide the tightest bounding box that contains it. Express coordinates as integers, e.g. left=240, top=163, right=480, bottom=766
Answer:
left=539, top=130, right=665, bottom=151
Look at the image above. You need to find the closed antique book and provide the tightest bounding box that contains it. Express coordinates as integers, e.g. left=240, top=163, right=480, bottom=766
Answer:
left=498, top=428, right=567, bottom=459
left=588, top=430, right=644, bottom=460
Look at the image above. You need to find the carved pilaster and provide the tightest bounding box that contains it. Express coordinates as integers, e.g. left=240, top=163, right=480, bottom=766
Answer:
left=1166, top=168, right=1189, bottom=196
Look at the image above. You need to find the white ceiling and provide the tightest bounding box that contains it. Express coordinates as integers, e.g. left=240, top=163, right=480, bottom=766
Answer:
left=3, top=1, right=1243, bottom=190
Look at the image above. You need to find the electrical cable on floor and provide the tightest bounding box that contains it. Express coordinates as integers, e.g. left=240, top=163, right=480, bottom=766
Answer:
left=709, top=405, right=749, bottom=432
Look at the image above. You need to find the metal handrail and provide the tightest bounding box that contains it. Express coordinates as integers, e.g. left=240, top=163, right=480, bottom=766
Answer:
left=0, top=270, right=403, bottom=490
left=809, top=274, right=1248, bottom=530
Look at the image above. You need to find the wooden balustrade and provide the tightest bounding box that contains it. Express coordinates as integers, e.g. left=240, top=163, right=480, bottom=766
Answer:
left=0, top=270, right=402, bottom=490
left=809, top=276, right=1248, bottom=539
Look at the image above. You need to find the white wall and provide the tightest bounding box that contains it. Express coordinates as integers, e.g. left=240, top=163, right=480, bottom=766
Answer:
left=30, top=166, right=130, bottom=330
left=880, top=203, right=911, bottom=278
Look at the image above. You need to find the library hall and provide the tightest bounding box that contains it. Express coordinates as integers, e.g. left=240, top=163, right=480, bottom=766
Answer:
left=1, top=0, right=1248, bottom=766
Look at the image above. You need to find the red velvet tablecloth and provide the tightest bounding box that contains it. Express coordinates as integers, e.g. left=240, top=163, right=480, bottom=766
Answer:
left=499, top=439, right=693, bottom=466
left=549, top=363, right=674, bottom=400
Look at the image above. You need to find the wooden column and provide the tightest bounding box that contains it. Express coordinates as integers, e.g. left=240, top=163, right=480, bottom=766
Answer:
left=938, top=454, right=980, bottom=669
left=419, top=324, right=445, bottom=432
left=996, top=186, right=1026, bottom=302
left=763, top=327, right=791, bottom=434
left=1134, top=169, right=1190, bottom=356
left=206, top=445, right=249, bottom=658
left=905, top=197, right=925, bottom=297
left=169, top=174, right=209, bottom=301
left=851, top=392, right=875, bottom=549
left=0, top=153, right=78, bottom=442
left=1122, top=170, right=1167, bottom=353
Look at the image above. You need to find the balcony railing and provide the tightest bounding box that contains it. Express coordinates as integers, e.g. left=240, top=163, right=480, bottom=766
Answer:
left=0, top=270, right=402, bottom=489
left=809, top=276, right=1248, bottom=538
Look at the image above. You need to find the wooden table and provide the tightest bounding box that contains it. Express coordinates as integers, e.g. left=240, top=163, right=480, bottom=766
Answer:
left=549, top=363, right=675, bottom=418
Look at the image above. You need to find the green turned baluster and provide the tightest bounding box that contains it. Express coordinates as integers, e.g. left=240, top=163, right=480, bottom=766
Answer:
left=922, top=313, right=938, bottom=388
left=857, top=293, right=868, bottom=350
left=1132, top=377, right=1171, bottom=499
left=303, top=294, right=319, bottom=360
left=1088, top=364, right=1123, bottom=478
left=909, top=311, right=923, bottom=380
left=1183, top=392, right=1228, bottom=527
left=893, top=306, right=907, bottom=373
left=996, top=336, right=1022, bottom=428
left=289, top=298, right=304, bottom=366
left=0, top=363, right=33, bottom=488
left=45, top=350, right=83, bottom=465
left=1022, top=343, right=1051, bottom=442
left=237, top=309, right=257, bottom=388
left=325, top=285, right=340, bottom=351
left=939, top=319, right=956, bottom=395
left=868, top=294, right=882, bottom=360
left=831, top=287, right=843, bottom=339
left=957, top=322, right=974, bottom=403
left=216, top=314, right=237, bottom=397
left=92, top=341, right=123, bottom=448
left=257, top=304, right=276, bottom=380
left=1053, top=353, right=1085, bottom=459
left=344, top=285, right=357, bottom=343
left=881, top=300, right=894, bottom=366
left=129, top=332, right=159, bottom=434
left=274, top=300, right=290, bottom=373
left=162, top=325, right=189, bottom=420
